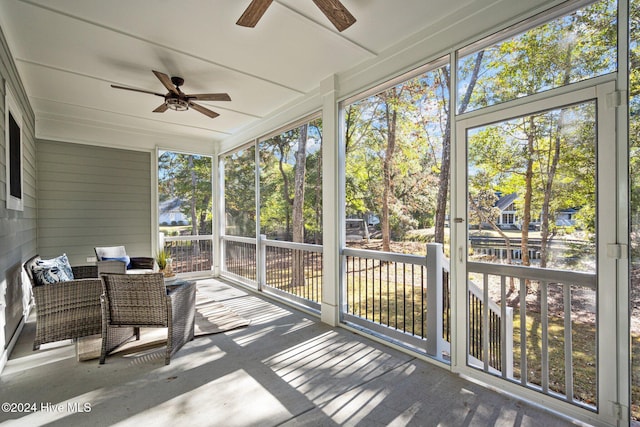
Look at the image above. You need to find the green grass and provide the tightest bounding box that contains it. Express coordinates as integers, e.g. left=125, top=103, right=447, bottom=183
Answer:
left=512, top=314, right=597, bottom=407
left=160, top=225, right=191, bottom=236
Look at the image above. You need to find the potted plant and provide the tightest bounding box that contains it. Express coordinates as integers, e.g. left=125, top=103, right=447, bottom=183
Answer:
left=156, top=248, right=174, bottom=277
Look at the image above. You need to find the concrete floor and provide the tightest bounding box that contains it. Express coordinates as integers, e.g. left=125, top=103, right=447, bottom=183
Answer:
left=0, top=278, right=581, bottom=427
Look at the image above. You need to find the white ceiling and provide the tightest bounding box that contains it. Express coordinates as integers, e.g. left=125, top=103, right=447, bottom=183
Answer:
left=0, top=0, right=549, bottom=150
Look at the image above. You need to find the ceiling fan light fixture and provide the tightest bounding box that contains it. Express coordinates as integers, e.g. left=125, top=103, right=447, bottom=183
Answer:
left=112, top=70, right=229, bottom=119
left=166, top=97, right=189, bottom=111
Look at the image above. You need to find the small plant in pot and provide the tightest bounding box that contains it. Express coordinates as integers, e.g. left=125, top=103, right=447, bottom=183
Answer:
left=156, top=248, right=175, bottom=277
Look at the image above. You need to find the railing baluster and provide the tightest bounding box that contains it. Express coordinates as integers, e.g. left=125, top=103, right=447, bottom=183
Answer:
left=366, top=258, right=370, bottom=321
left=564, top=283, right=574, bottom=402
left=403, top=263, right=408, bottom=334
left=483, top=273, right=490, bottom=372
left=394, top=262, right=398, bottom=330
left=500, top=275, right=507, bottom=379
left=411, top=263, right=415, bottom=336
left=541, top=280, right=549, bottom=394
left=356, top=256, right=360, bottom=316
left=387, top=260, right=391, bottom=328
left=519, top=277, right=527, bottom=386
left=379, top=257, right=383, bottom=324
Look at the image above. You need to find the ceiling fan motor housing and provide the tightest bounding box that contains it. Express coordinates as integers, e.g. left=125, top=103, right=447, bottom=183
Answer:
left=166, top=96, right=189, bottom=111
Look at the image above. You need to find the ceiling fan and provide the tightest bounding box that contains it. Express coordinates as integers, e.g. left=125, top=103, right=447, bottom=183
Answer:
left=110, top=70, right=231, bottom=119
left=237, top=0, right=356, bottom=32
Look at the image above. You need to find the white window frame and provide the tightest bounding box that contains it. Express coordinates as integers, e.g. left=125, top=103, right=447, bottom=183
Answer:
left=5, top=83, right=24, bottom=211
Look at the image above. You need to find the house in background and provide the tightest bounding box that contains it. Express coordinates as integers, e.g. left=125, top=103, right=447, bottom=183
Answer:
left=159, top=198, right=189, bottom=226
left=493, top=193, right=580, bottom=231
left=556, top=207, right=579, bottom=227
left=495, top=193, right=519, bottom=229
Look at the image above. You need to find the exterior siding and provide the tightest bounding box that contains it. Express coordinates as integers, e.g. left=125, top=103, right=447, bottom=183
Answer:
left=0, top=24, right=37, bottom=364
left=36, top=141, right=152, bottom=266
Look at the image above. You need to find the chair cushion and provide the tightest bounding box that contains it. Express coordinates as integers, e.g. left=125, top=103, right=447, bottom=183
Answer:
left=102, top=255, right=131, bottom=269
left=31, top=254, right=75, bottom=285
left=95, top=246, right=127, bottom=261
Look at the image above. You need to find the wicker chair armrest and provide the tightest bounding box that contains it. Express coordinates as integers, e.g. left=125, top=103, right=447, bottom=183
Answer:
left=167, top=281, right=196, bottom=356
left=167, top=281, right=196, bottom=308
left=130, top=257, right=156, bottom=270
left=31, top=277, right=103, bottom=349
left=96, top=260, right=127, bottom=274
left=32, top=278, right=103, bottom=314
left=72, top=265, right=98, bottom=279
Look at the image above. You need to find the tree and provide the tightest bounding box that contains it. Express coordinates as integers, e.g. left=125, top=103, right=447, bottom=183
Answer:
left=434, top=52, right=483, bottom=245
left=224, top=147, right=256, bottom=237
left=259, top=120, right=323, bottom=287
left=291, top=124, right=308, bottom=286
left=468, top=188, right=514, bottom=280
left=380, top=90, right=398, bottom=252
left=462, top=0, right=615, bottom=267
left=344, top=69, right=448, bottom=250
left=158, top=152, right=212, bottom=237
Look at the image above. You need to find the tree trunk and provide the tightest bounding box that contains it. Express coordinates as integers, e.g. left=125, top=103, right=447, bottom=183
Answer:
left=468, top=192, right=514, bottom=291
left=521, top=117, right=535, bottom=267
left=540, top=43, right=572, bottom=268
left=276, top=140, right=292, bottom=236
left=382, top=98, right=397, bottom=253
left=315, top=137, right=322, bottom=245
left=540, top=112, right=563, bottom=268
left=292, top=125, right=308, bottom=287
left=435, top=51, right=484, bottom=244
left=188, top=155, right=200, bottom=256
left=434, top=112, right=450, bottom=244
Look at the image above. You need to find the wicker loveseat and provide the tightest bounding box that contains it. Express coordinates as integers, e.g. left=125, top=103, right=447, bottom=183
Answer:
left=24, top=254, right=137, bottom=353
left=24, top=255, right=103, bottom=350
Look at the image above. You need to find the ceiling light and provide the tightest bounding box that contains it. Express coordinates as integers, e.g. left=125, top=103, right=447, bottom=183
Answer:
left=166, top=97, right=189, bottom=111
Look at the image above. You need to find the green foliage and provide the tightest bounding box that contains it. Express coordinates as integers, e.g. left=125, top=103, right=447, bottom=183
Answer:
left=344, top=67, right=449, bottom=243
left=155, top=248, right=169, bottom=270
left=223, top=147, right=257, bottom=237
left=158, top=152, right=213, bottom=236
left=459, top=0, right=617, bottom=112
left=258, top=119, right=323, bottom=242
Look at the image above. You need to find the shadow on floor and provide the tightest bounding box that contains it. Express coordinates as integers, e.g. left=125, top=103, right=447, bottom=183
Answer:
left=0, top=278, right=578, bottom=426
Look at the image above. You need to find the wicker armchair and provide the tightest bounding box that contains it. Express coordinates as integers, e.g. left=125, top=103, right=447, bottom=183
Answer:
left=94, top=246, right=156, bottom=275
left=23, top=255, right=134, bottom=351
left=99, top=273, right=196, bottom=365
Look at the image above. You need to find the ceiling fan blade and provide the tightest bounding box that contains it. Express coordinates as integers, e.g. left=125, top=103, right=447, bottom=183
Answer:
left=237, top=0, right=273, bottom=27
left=111, top=84, right=165, bottom=97
left=312, top=0, right=356, bottom=32
left=153, top=103, right=169, bottom=113
left=189, top=102, right=220, bottom=119
left=187, top=93, right=231, bottom=102
left=152, top=70, right=179, bottom=95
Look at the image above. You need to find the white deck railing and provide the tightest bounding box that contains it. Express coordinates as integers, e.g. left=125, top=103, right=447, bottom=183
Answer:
left=466, top=260, right=596, bottom=408
left=221, top=235, right=324, bottom=309
left=161, top=234, right=213, bottom=276
left=220, top=235, right=595, bottom=408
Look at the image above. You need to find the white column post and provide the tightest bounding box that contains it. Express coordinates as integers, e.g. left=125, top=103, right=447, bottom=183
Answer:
left=426, top=243, right=444, bottom=358
left=320, top=74, right=341, bottom=326
left=212, top=148, right=222, bottom=276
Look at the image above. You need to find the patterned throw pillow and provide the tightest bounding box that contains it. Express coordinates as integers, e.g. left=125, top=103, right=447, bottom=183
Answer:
left=31, top=254, right=75, bottom=285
